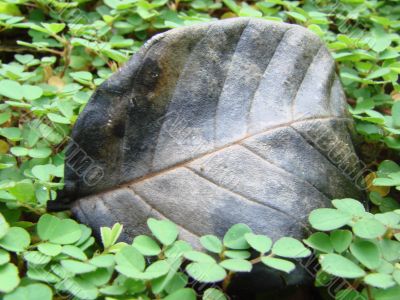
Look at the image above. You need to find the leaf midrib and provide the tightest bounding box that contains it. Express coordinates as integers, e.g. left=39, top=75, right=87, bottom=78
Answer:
left=80, top=116, right=351, bottom=200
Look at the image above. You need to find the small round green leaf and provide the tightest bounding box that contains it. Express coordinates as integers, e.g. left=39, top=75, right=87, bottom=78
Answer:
left=350, top=241, right=381, bottom=270
left=10, top=147, right=28, bottom=157
left=0, top=263, right=20, bottom=293
left=224, top=250, right=251, bottom=259
left=330, top=230, right=353, bottom=253
left=0, top=112, right=11, bottom=125
left=99, top=285, right=127, bottom=296
left=0, top=213, right=9, bottom=240
left=0, top=227, right=30, bottom=252
left=114, top=265, right=142, bottom=279
left=26, top=267, right=60, bottom=283
left=0, top=80, right=23, bottom=100
left=31, top=164, right=55, bottom=182
left=8, top=180, right=34, bottom=202
left=272, top=237, right=311, bottom=258
left=203, top=288, right=227, bottom=300
left=164, top=288, right=196, bottom=300
left=261, top=257, right=295, bottom=273
left=378, top=239, right=400, bottom=262
left=186, top=262, right=227, bottom=283
left=376, top=260, right=395, bottom=274
left=244, top=233, right=272, bottom=254
left=309, top=208, right=352, bottom=231
left=369, top=286, right=400, bottom=300
left=364, top=273, right=396, bottom=289
left=184, top=250, right=216, bottom=263
left=37, top=243, right=62, bottom=256
left=165, top=240, right=192, bottom=258
left=393, top=270, right=400, bottom=285
left=366, top=67, right=391, bottom=79
left=100, top=223, right=123, bottom=249
left=76, top=224, right=93, bottom=246
left=4, top=283, right=52, bottom=300
left=332, top=198, right=366, bottom=217
left=147, top=218, right=178, bottom=246
left=47, top=113, right=70, bottom=124
left=353, top=218, right=387, bottom=239
left=28, top=148, right=52, bottom=158
left=115, top=245, right=145, bottom=272
left=15, top=54, right=34, bottom=65
left=89, top=254, right=115, bottom=268
left=304, top=232, right=333, bottom=253
left=80, top=268, right=113, bottom=287
left=200, top=235, right=223, bottom=253
left=22, top=85, right=43, bottom=101
left=41, top=23, right=66, bottom=34
left=374, top=212, right=400, bottom=227
left=23, top=251, right=51, bottom=265
left=37, top=214, right=82, bottom=245
left=132, top=235, right=161, bottom=256
left=0, top=249, right=10, bottom=265
left=61, top=259, right=97, bottom=274
left=58, top=277, right=98, bottom=299
left=223, top=224, right=252, bottom=250
left=219, top=259, right=252, bottom=272
left=163, top=272, right=188, bottom=294
left=143, top=260, right=170, bottom=279
left=335, top=290, right=364, bottom=300
left=61, top=245, right=87, bottom=260
left=70, top=71, right=93, bottom=84
left=319, top=253, right=366, bottom=279
left=0, top=127, right=21, bottom=141
left=118, top=259, right=170, bottom=280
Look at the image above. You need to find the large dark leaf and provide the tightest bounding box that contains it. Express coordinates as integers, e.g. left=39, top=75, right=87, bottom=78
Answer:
left=52, top=18, right=363, bottom=246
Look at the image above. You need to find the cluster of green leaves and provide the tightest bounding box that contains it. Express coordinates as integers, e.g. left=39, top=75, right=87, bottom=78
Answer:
left=306, top=198, right=400, bottom=300
left=0, top=55, right=91, bottom=212
left=0, top=213, right=311, bottom=299
left=366, top=160, right=400, bottom=214
left=0, top=0, right=400, bottom=299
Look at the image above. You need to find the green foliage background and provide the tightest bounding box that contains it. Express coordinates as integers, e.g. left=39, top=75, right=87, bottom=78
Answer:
left=0, top=0, right=399, bottom=299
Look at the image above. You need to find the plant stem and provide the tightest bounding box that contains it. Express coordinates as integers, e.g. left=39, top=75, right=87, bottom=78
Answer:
left=19, top=203, right=46, bottom=215
left=250, top=256, right=262, bottom=264
left=366, top=285, right=374, bottom=300
left=60, top=40, right=72, bottom=78
left=0, top=45, right=62, bottom=56
left=222, top=271, right=233, bottom=291
left=352, top=278, right=362, bottom=290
